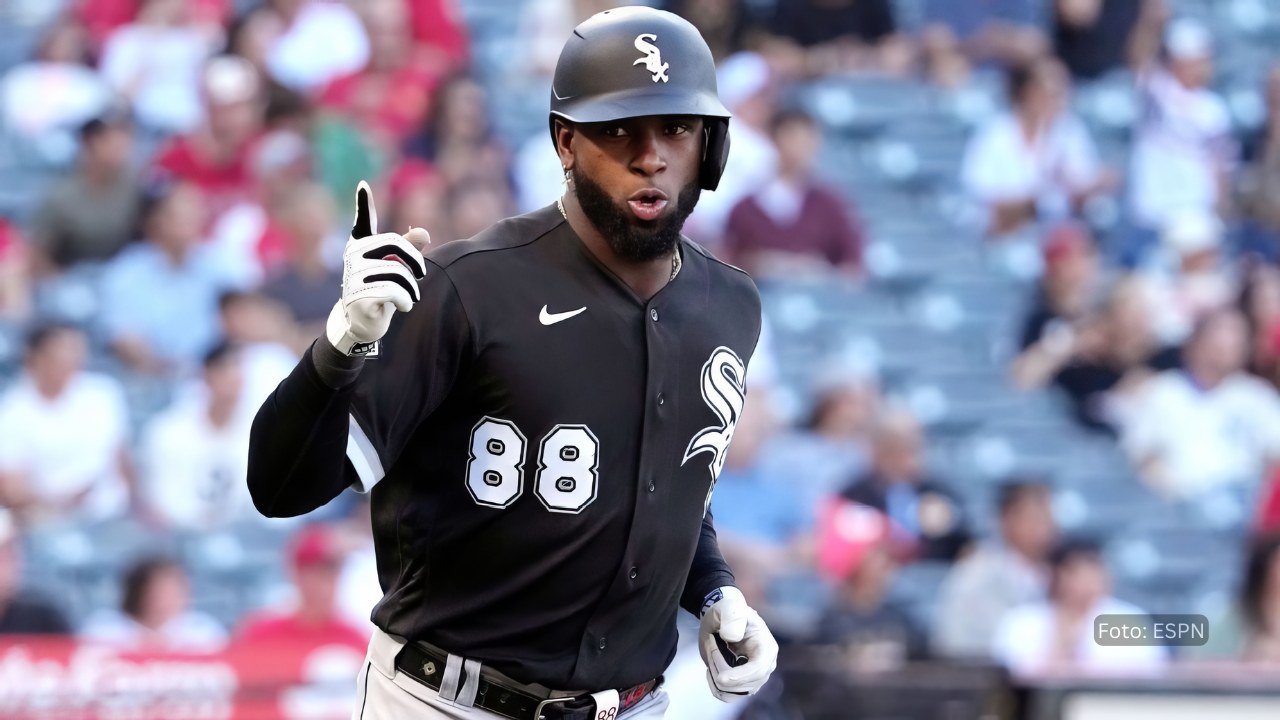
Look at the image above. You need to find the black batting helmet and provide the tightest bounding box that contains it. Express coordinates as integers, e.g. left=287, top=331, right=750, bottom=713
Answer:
left=549, top=6, right=732, bottom=191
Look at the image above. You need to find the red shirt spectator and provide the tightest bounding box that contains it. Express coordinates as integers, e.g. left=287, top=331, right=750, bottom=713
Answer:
left=409, top=0, right=470, bottom=68
left=237, top=524, right=369, bottom=651
left=319, top=0, right=447, bottom=149
left=152, top=56, right=265, bottom=218
left=78, top=0, right=231, bottom=53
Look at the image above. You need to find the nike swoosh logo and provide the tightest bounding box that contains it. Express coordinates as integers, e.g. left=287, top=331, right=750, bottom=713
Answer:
left=552, top=87, right=575, bottom=101
left=540, top=305, right=586, bottom=325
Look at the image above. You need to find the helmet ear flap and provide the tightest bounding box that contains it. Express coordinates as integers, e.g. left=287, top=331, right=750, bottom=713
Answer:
left=700, top=119, right=730, bottom=191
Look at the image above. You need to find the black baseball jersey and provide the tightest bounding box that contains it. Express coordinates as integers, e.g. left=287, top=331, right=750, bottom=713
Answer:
left=250, top=204, right=761, bottom=692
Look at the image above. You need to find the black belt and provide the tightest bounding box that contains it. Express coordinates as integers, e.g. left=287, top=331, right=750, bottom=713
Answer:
left=395, top=641, right=659, bottom=720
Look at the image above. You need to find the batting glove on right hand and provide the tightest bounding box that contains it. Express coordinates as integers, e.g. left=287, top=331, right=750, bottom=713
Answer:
left=326, top=181, right=430, bottom=356
left=698, top=586, right=779, bottom=702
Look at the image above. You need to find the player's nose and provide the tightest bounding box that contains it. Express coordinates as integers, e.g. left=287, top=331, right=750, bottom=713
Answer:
left=629, top=127, right=667, bottom=178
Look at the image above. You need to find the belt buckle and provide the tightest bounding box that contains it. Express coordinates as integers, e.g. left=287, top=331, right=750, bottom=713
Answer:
left=533, top=696, right=574, bottom=720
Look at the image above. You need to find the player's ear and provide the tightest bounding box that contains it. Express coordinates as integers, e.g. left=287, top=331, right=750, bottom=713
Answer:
left=553, top=119, right=575, bottom=172
left=353, top=180, right=378, bottom=240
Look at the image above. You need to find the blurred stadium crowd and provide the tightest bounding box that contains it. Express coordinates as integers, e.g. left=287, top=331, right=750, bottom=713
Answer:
left=4, top=0, right=1280, bottom=716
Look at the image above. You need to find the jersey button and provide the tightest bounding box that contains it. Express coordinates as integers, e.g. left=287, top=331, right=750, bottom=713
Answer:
left=648, top=482, right=656, bottom=493
left=650, top=308, right=659, bottom=322
left=629, top=566, right=638, bottom=579
left=657, top=393, right=665, bottom=406
left=598, top=637, right=608, bottom=651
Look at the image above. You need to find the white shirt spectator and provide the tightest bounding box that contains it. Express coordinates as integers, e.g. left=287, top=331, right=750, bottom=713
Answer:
left=1129, top=70, right=1234, bottom=228
left=99, top=24, right=218, bottom=133
left=139, top=391, right=254, bottom=530
left=1122, top=370, right=1280, bottom=496
left=0, top=62, right=109, bottom=143
left=962, top=111, right=1102, bottom=223
left=993, top=597, right=1168, bottom=676
left=0, top=374, right=129, bottom=521
left=266, top=1, right=370, bottom=93
left=80, top=608, right=227, bottom=651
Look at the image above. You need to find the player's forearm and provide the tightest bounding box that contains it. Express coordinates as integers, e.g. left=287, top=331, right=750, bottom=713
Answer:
left=680, top=512, right=737, bottom=616
left=246, top=341, right=360, bottom=517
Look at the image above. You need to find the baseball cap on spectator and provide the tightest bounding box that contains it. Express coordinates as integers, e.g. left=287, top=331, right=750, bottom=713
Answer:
left=203, top=55, right=260, bottom=106
left=716, top=52, right=772, bottom=111
left=1161, top=209, right=1223, bottom=256
left=1165, top=18, right=1213, bottom=61
left=291, top=524, right=343, bottom=569
left=816, top=498, right=912, bottom=581
left=1042, top=221, right=1093, bottom=268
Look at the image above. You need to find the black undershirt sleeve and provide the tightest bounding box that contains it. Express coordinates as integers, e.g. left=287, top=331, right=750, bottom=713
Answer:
left=247, top=340, right=361, bottom=518
left=680, top=510, right=737, bottom=616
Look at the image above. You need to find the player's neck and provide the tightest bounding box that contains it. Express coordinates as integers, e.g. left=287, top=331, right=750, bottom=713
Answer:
left=561, top=194, right=675, bottom=301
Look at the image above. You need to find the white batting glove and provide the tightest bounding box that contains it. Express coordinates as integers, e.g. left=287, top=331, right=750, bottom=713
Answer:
left=326, top=181, right=431, bottom=356
left=698, top=586, right=779, bottom=702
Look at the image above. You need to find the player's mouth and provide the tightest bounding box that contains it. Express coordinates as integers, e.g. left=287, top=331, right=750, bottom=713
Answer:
left=627, top=188, right=669, bottom=222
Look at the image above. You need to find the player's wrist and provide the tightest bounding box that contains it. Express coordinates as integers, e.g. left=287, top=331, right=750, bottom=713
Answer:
left=311, top=334, right=366, bottom=389
left=701, top=585, right=743, bottom=617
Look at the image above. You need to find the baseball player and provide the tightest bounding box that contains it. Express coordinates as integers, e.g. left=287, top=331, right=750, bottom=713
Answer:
left=247, top=7, right=777, bottom=719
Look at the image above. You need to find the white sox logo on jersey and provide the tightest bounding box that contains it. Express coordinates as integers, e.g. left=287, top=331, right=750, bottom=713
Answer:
left=633, top=34, right=669, bottom=83
left=682, top=346, right=747, bottom=512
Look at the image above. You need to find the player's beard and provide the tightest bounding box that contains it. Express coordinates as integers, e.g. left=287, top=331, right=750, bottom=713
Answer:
left=571, top=167, right=700, bottom=263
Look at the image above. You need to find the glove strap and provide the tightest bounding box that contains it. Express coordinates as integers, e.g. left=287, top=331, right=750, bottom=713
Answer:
left=700, top=588, right=725, bottom=618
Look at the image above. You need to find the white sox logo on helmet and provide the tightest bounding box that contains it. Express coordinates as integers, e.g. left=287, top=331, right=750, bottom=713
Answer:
left=633, top=33, right=669, bottom=83
left=682, top=346, right=747, bottom=515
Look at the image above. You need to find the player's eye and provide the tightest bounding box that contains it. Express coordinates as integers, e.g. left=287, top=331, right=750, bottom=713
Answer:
left=666, top=122, right=691, bottom=136
left=602, top=125, right=629, bottom=138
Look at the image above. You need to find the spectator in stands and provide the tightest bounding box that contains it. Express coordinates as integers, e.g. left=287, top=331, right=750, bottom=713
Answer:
left=81, top=555, right=227, bottom=651
left=138, top=341, right=254, bottom=530
left=1015, top=222, right=1102, bottom=352
left=448, top=179, right=513, bottom=243
left=0, top=216, right=30, bottom=318
left=920, top=0, right=1048, bottom=69
left=681, top=52, right=779, bottom=246
left=239, top=523, right=368, bottom=650
left=0, top=509, right=72, bottom=634
left=1122, top=308, right=1280, bottom=499
left=1239, top=265, right=1280, bottom=389
left=766, top=363, right=879, bottom=516
left=1128, top=18, right=1235, bottom=243
left=153, top=55, right=265, bottom=219
left=724, top=109, right=864, bottom=279
left=406, top=75, right=511, bottom=194
left=1194, top=534, right=1280, bottom=661
left=1237, top=64, right=1280, bottom=263
left=934, top=480, right=1057, bottom=658
left=383, top=159, right=448, bottom=243
left=1052, top=0, right=1167, bottom=80
left=0, top=15, right=110, bottom=156
left=711, top=390, right=813, bottom=615
left=839, top=408, right=969, bottom=562
left=1141, top=209, right=1236, bottom=345
left=29, top=114, right=140, bottom=274
left=262, top=182, right=343, bottom=344
left=319, top=0, right=448, bottom=152
left=663, top=0, right=749, bottom=62
left=763, top=0, right=910, bottom=78
left=98, top=0, right=222, bottom=134
left=1013, top=277, right=1179, bottom=436
left=813, top=499, right=927, bottom=671
left=962, top=56, right=1114, bottom=239
left=262, top=0, right=369, bottom=94
left=100, top=179, right=241, bottom=375
left=992, top=538, right=1166, bottom=675
left=0, top=324, right=132, bottom=525
left=78, top=0, right=231, bottom=53
left=217, top=291, right=298, bottom=415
